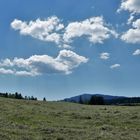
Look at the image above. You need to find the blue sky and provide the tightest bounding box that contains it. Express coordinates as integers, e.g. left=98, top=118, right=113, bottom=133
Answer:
left=0, top=0, right=140, bottom=100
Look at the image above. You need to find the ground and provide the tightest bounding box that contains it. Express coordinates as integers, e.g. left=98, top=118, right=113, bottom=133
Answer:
left=0, top=97, right=140, bottom=140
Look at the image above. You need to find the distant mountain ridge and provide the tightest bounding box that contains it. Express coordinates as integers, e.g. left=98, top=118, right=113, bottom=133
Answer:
left=63, top=93, right=125, bottom=103
left=63, top=93, right=140, bottom=105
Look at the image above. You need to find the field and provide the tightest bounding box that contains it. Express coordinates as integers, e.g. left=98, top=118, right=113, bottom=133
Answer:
left=0, top=97, right=140, bottom=140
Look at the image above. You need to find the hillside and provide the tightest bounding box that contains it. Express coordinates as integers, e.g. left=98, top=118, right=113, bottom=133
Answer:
left=63, top=94, right=124, bottom=103
left=63, top=94, right=140, bottom=105
left=0, top=97, right=140, bottom=140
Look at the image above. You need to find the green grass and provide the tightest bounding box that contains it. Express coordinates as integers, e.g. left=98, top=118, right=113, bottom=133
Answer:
left=0, top=97, right=140, bottom=140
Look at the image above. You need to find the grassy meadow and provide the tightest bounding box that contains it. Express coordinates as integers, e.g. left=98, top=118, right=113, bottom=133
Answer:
left=0, top=97, right=140, bottom=140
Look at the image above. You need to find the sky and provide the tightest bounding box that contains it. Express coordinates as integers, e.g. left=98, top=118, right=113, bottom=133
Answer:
left=0, top=0, right=140, bottom=100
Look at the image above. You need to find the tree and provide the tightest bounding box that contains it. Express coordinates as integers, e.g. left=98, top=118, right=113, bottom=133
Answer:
left=24, top=96, right=28, bottom=100
left=14, top=92, right=23, bottom=99
left=43, top=97, right=46, bottom=101
left=89, top=96, right=105, bottom=105
left=30, top=96, right=37, bottom=100
left=5, top=93, right=8, bottom=98
left=79, top=95, right=83, bottom=104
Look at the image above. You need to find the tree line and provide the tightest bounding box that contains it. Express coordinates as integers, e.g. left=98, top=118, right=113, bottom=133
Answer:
left=106, top=97, right=140, bottom=105
left=0, top=92, right=38, bottom=101
left=79, top=95, right=105, bottom=105
left=78, top=95, right=140, bottom=105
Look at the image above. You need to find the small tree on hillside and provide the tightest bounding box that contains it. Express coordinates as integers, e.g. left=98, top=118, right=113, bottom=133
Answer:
left=15, top=92, right=23, bottom=99
left=43, top=97, right=46, bottom=101
left=5, top=93, right=8, bottom=98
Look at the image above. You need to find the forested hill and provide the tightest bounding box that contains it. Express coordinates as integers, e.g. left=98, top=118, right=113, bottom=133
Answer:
left=64, top=94, right=140, bottom=105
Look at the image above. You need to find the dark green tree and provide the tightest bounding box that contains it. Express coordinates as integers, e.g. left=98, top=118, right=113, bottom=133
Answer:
left=5, top=93, right=8, bottom=98
left=14, top=92, right=23, bottom=99
left=43, top=97, right=46, bottom=101
left=79, top=95, right=83, bottom=104
left=89, top=96, right=105, bottom=105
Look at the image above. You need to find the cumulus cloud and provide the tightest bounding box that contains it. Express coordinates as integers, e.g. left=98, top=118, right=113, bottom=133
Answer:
left=121, top=19, right=140, bottom=43
left=11, top=16, right=64, bottom=44
left=0, top=50, right=88, bottom=76
left=100, top=52, right=110, bottom=60
left=0, top=68, right=14, bottom=75
left=63, top=17, right=118, bottom=44
left=11, top=16, right=118, bottom=48
left=133, top=49, right=140, bottom=55
left=127, top=13, right=135, bottom=24
left=110, top=64, right=120, bottom=69
left=118, top=0, right=140, bottom=13
left=117, top=0, right=140, bottom=24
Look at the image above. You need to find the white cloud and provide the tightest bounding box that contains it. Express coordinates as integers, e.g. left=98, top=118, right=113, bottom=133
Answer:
left=133, top=49, right=140, bottom=55
left=110, top=64, right=120, bottom=69
left=11, top=16, right=64, bottom=44
left=118, top=0, right=140, bottom=14
left=127, top=13, right=135, bottom=24
left=0, top=50, right=88, bottom=76
left=100, top=52, right=110, bottom=60
left=121, top=19, right=140, bottom=43
left=118, top=0, right=140, bottom=25
left=0, top=68, right=14, bottom=75
left=63, top=17, right=118, bottom=44
left=59, top=44, right=72, bottom=49
left=11, top=16, right=118, bottom=48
